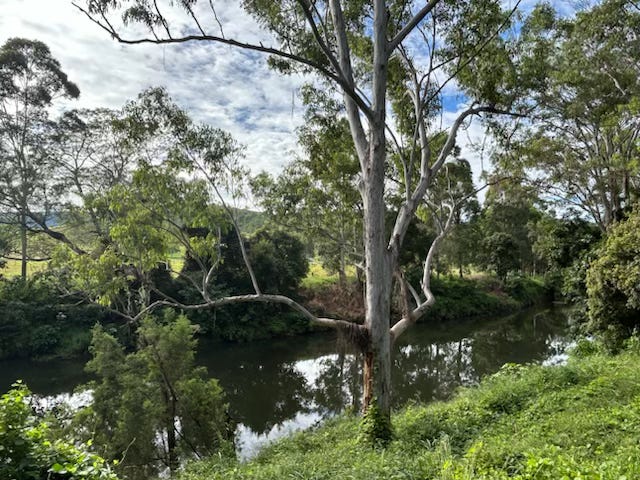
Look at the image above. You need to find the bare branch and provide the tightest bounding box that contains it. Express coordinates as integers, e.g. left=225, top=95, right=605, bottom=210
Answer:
left=71, top=2, right=373, bottom=122
left=208, top=0, right=225, bottom=37
left=2, top=255, right=51, bottom=262
left=388, top=0, right=440, bottom=53
left=327, top=0, right=371, bottom=166
left=390, top=201, right=455, bottom=341
left=131, top=293, right=360, bottom=332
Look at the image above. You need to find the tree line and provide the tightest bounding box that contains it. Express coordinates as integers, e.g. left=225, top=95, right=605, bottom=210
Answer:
left=1, top=0, right=640, bottom=477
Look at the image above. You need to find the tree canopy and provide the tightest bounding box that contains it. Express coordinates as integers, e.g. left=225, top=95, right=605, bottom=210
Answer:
left=0, top=38, right=80, bottom=277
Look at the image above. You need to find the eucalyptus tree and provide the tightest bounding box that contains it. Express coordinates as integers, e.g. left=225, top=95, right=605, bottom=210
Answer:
left=252, top=89, right=363, bottom=286
left=479, top=181, right=542, bottom=276
left=423, top=157, right=480, bottom=278
left=492, top=0, right=640, bottom=231
left=49, top=108, right=138, bottom=247
left=0, top=38, right=79, bottom=278
left=76, top=0, right=528, bottom=422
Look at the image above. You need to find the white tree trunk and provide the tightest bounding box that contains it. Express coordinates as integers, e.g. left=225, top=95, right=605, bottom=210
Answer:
left=361, top=135, right=392, bottom=414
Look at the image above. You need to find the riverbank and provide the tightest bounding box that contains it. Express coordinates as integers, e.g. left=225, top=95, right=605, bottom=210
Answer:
left=180, top=342, right=640, bottom=479
left=0, top=274, right=549, bottom=361
left=304, top=273, right=549, bottom=324
left=0, top=306, right=570, bottom=463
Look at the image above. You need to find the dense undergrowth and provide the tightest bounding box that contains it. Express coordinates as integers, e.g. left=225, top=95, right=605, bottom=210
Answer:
left=0, top=278, right=115, bottom=360
left=306, top=273, right=549, bottom=326
left=426, top=274, right=547, bottom=322
left=181, top=342, right=640, bottom=479
left=0, top=272, right=549, bottom=360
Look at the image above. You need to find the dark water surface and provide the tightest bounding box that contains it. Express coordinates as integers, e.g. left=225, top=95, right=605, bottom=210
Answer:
left=0, top=306, right=570, bottom=458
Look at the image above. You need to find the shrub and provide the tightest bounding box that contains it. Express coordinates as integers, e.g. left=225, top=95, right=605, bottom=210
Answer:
left=586, top=208, right=640, bottom=351
left=0, top=278, right=114, bottom=359
left=0, top=382, right=118, bottom=480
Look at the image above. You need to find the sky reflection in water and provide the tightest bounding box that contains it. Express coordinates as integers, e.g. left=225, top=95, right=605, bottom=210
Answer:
left=0, top=306, right=570, bottom=459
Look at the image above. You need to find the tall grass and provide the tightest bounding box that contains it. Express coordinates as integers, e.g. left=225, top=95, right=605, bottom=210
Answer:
left=180, top=344, right=640, bottom=479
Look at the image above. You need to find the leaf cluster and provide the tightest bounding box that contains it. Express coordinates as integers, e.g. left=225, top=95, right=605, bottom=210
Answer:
left=0, top=382, right=118, bottom=480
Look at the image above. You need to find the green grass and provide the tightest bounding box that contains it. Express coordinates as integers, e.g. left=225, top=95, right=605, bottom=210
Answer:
left=167, top=248, right=185, bottom=275
left=2, top=249, right=186, bottom=279
left=1, top=259, right=47, bottom=278
left=180, top=344, right=640, bottom=479
left=301, top=261, right=356, bottom=289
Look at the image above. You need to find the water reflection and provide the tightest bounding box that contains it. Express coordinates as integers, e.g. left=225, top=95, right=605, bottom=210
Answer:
left=197, top=306, right=570, bottom=455
left=0, top=356, right=91, bottom=396
left=0, top=306, right=570, bottom=459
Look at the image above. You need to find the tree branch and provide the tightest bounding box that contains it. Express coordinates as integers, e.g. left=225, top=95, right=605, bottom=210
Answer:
left=328, top=0, right=370, bottom=166
left=131, top=292, right=360, bottom=332
left=72, top=2, right=373, bottom=121
left=388, top=0, right=440, bottom=53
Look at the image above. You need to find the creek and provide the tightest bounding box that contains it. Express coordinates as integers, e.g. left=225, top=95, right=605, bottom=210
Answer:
left=0, top=306, right=570, bottom=459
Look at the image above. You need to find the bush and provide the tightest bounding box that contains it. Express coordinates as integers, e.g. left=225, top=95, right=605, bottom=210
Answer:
left=0, top=382, right=118, bottom=480
left=0, top=277, right=114, bottom=359
left=586, top=209, right=640, bottom=351
left=503, top=274, right=548, bottom=306
left=423, top=276, right=522, bottom=323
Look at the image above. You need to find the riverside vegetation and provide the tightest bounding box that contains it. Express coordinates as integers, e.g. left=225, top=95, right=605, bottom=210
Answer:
left=2, top=0, right=640, bottom=478
left=7, top=337, right=638, bottom=480
left=179, top=340, right=640, bottom=480
left=0, top=272, right=548, bottom=361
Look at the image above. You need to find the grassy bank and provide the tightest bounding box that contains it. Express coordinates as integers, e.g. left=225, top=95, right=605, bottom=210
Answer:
left=181, top=344, right=640, bottom=479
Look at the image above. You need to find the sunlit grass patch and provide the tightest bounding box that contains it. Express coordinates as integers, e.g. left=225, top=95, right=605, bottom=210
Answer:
left=301, top=261, right=356, bottom=289
left=167, top=248, right=185, bottom=275
left=1, top=259, right=48, bottom=278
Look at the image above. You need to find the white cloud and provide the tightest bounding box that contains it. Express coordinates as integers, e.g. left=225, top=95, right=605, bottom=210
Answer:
left=0, top=0, right=307, bottom=177
left=0, top=0, right=572, bottom=197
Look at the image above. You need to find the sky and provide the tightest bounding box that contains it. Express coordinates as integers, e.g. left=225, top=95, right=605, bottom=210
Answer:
left=0, top=0, right=577, bottom=193
left=1, top=0, right=308, bottom=178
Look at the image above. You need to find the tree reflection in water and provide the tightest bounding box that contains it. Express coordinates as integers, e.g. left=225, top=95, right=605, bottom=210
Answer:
left=199, top=306, right=570, bottom=441
left=0, top=306, right=570, bottom=458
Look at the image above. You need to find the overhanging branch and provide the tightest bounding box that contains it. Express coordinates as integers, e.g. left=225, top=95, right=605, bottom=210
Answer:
left=72, top=2, right=373, bottom=119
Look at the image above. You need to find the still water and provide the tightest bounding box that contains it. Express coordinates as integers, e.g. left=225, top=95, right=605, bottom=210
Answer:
left=0, top=306, right=570, bottom=458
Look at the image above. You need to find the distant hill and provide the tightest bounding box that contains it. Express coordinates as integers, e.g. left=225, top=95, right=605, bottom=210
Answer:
left=235, top=209, right=267, bottom=234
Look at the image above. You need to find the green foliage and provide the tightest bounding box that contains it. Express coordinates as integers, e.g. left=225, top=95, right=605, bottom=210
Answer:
left=48, top=87, right=243, bottom=318
left=181, top=228, right=311, bottom=341
left=249, top=229, right=309, bottom=296
left=425, top=276, right=519, bottom=323
left=359, top=400, right=393, bottom=447
left=0, top=382, right=118, bottom=480
left=234, top=210, right=267, bottom=235
left=76, top=313, right=234, bottom=479
left=179, top=347, right=640, bottom=480
left=586, top=209, right=640, bottom=351
left=492, top=0, right=640, bottom=231
left=477, top=186, right=542, bottom=279
left=503, top=274, right=548, bottom=307
left=251, top=101, right=362, bottom=284
left=532, top=216, right=601, bottom=272
left=481, top=232, right=520, bottom=281
left=0, top=277, right=113, bottom=359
